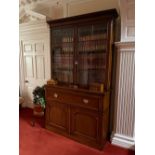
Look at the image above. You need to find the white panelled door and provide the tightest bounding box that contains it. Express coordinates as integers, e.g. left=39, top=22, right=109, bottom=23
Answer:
left=21, top=39, right=48, bottom=108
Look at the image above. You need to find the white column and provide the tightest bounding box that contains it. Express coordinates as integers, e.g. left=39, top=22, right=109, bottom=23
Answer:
left=111, top=42, right=135, bottom=149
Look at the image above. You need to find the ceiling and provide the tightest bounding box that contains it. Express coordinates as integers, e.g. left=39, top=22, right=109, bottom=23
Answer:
left=20, top=0, right=68, bottom=19
left=19, top=0, right=119, bottom=22
left=19, top=0, right=75, bottom=8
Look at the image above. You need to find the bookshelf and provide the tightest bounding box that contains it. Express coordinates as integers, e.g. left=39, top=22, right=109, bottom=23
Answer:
left=46, top=9, right=118, bottom=149
left=51, top=22, right=111, bottom=89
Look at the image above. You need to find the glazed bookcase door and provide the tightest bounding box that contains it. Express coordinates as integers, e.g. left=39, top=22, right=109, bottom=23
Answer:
left=77, top=23, right=108, bottom=87
left=51, top=27, right=74, bottom=85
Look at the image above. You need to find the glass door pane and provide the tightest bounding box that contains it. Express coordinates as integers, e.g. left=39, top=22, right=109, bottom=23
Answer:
left=51, top=28, right=74, bottom=84
left=77, top=23, right=107, bottom=87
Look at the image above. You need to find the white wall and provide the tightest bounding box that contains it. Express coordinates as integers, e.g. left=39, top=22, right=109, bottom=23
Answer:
left=119, top=0, right=135, bottom=41
left=67, top=0, right=119, bottom=17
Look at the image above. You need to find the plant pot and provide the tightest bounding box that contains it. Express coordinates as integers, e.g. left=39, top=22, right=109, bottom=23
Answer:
left=33, top=104, right=44, bottom=116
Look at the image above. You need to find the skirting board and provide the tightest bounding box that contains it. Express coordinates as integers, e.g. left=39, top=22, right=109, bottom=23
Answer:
left=111, top=133, right=135, bottom=150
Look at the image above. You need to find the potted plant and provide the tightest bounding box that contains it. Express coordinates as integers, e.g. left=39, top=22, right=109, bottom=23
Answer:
left=32, top=85, right=46, bottom=115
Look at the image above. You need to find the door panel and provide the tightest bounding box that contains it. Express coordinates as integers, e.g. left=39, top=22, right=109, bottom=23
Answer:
left=35, top=56, right=45, bottom=79
left=46, top=101, right=69, bottom=133
left=70, top=106, right=100, bottom=142
left=24, top=56, right=34, bottom=78
left=24, top=44, right=32, bottom=52
left=35, top=42, right=44, bottom=52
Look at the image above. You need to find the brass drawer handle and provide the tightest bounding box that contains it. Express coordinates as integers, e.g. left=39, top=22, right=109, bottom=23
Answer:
left=83, top=99, right=89, bottom=104
left=53, top=93, right=58, bottom=98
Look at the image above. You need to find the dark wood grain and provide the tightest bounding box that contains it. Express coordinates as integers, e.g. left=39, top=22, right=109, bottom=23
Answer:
left=45, top=85, right=110, bottom=149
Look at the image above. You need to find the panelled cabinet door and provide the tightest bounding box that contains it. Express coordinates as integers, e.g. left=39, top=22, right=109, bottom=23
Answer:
left=70, top=106, right=100, bottom=144
left=46, top=101, right=69, bottom=133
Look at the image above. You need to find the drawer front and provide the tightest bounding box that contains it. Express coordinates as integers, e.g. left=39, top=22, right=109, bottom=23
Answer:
left=46, top=88, right=100, bottom=111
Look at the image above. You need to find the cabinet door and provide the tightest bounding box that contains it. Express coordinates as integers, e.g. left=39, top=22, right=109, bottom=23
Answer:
left=77, top=23, right=108, bottom=87
left=70, top=106, right=100, bottom=144
left=46, top=100, right=69, bottom=134
left=51, top=27, right=74, bottom=85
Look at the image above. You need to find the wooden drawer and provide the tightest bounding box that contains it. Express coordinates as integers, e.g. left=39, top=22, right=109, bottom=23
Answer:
left=46, top=88, right=100, bottom=111
left=72, top=94, right=99, bottom=111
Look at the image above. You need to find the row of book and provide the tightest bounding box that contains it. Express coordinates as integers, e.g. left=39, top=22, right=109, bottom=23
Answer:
left=78, top=41, right=106, bottom=52
left=79, top=71, right=105, bottom=85
left=54, top=64, right=73, bottom=70
left=52, top=31, right=74, bottom=43
left=53, top=70, right=105, bottom=85
left=79, top=54, right=106, bottom=67
left=53, top=55, right=73, bottom=69
left=78, top=33, right=107, bottom=41
left=62, top=44, right=74, bottom=52
left=54, top=55, right=73, bottom=62
left=52, top=34, right=107, bottom=45
left=54, top=71, right=73, bottom=83
left=53, top=54, right=106, bottom=69
left=53, top=48, right=73, bottom=54
left=62, top=36, right=74, bottom=42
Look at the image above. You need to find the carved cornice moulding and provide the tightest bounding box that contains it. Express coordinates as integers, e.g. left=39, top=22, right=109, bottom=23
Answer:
left=20, top=9, right=47, bottom=24
left=20, top=0, right=44, bottom=7
left=19, top=0, right=81, bottom=8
